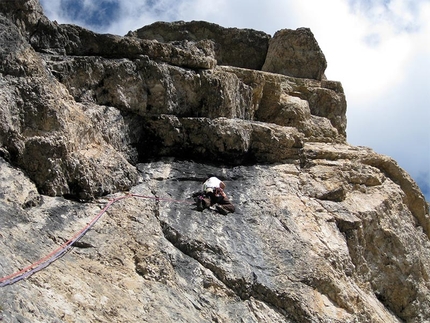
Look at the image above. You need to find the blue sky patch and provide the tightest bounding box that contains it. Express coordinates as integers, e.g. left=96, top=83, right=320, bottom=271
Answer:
left=60, top=0, right=120, bottom=29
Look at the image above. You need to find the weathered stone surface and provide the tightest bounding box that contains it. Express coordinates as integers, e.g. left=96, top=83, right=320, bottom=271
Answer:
left=0, top=1, right=429, bottom=323
left=43, top=56, right=346, bottom=151
left=221, top=67, right=347, bottom=139
left=0, top=17, right=139, bottom=199
left=301, top=143, right=430, bottom=237
left=1, top=150, right=429, bottom=323
left=0, top=14, right=45, bottom=77
left=43, top=55, right=253, bottom=120
left=0, top=0, right=45, bottom=33
left=140, top=116, right=303, bottom=164
left=130, top=20, right=271, bottom=70
left=262, top=28, right=328, bottom=80
left=33, top=23, right=217, bottom=69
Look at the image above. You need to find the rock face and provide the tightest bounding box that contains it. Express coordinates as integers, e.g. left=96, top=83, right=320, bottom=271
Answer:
left=0, top=1, right=429, bottom=323
left=129, top=20, right=271, bottom=70
left=262, top=28, right=327, bottom=80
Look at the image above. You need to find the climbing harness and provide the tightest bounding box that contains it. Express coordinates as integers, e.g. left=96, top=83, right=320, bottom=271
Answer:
left=0, top=193, right=193, bottom=287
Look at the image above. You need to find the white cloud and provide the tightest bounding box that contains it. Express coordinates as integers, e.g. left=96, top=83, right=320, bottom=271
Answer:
left=347, top=48, right=430, bottom=194
left=39, top=0, right=430, bottom=200
left=39, top=0, right=63, bottom=22
left=288, top=0, right=428, bottom=101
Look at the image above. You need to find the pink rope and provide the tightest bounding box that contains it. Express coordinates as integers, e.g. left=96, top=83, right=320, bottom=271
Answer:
left=0, top=193, right=193, bottom=287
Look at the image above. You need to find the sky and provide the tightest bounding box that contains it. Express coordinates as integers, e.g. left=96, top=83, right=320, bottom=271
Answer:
left=39, top=0, right=430, bottom=201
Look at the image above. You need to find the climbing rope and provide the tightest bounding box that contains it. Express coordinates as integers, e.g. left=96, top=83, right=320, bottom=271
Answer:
left=0, top=193, right=193, bottom=287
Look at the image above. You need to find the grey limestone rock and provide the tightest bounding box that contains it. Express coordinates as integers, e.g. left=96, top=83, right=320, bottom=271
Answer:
left=130, top=20, right=271, bottom=70
left=262, top=28, right=328, bottom=80
left=0, top=1, right=429, bottom=322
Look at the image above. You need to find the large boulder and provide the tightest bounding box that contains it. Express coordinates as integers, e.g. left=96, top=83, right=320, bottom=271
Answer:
left=262, top=28, right=328, bottom=80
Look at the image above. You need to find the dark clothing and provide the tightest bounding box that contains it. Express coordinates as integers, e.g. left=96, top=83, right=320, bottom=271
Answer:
left=194, top=188, right=235, bottom=214
left=204, top=189, right=235, bottom=213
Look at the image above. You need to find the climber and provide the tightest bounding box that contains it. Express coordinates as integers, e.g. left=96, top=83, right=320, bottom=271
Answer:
left=193, top=176, right=235, bottom=215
